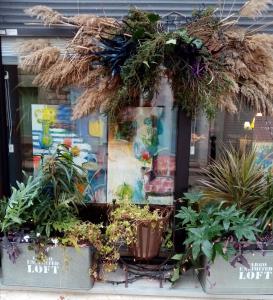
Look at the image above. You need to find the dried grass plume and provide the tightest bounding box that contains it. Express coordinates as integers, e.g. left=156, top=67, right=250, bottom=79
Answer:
left=240, top=0, right=273, bottom=18
left=25, top=6, right=63, bottom=25
left=18, top=39, right=51, bottom=54
left=20, top=47, right=60, bottom=73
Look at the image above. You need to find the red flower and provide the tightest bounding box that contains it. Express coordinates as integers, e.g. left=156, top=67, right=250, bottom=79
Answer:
left=141, top=151, right=150, bottom=161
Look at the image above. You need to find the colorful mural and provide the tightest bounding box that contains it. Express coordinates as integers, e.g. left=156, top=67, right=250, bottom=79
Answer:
left=107, top=107, right=176, bottom=205
left=31, top=104, right=107, bottom=203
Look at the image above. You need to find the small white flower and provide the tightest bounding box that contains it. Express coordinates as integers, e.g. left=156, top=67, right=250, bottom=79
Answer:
left=23, top=235, right=30, bottom=242
left=36, top=232, right=41, bottom=237
left=51, top=238, right=59, bottom=246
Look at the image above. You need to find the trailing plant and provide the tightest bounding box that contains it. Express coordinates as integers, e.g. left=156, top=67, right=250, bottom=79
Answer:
left=61, top=221, right=103, bottom=250
left=200, top=146, right=267, bottom=209
left=19, top=2, right=273, bottom=119
left=104, top=197, right=171, bottom=271
left=172, top=192, right=259, bottom=282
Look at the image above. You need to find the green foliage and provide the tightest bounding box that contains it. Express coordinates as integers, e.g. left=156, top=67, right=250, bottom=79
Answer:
left=98, top=7, right=234, bottom=119
left=2, top=145, right=86, bottom=237
left=2, top=175, right=41, bottom=231
left=119, top=33, right=166, bottom=105
left=176, top=193, right=259, bottom=263
left=61, top=221, right=103, bottom=251
left=200, top=146, right=267, bottom=209
left=104, top=198, right=167, bottom=271
left=122, top=9, right=160, bottom=39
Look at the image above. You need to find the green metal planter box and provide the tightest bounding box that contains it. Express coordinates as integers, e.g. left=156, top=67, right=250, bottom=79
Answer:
left=1, top=243, right=94, bottom=290
left=199, top=251, right=273, bottom=294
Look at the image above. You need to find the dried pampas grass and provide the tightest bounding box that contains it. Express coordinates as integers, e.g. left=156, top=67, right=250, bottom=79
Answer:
left=20, top=47, right=60, bottom=73
left=33, top=58, right=91, bottom=89
left=69, top=15, right=117, bottom=30
left=218, top=95, right=238, bottom=114
left=79, top=67, right=106, bottom=87
left=21, top=5, right=273, bottom=118
left=240, top=83, right=273, bottom=114
left=240, top=0, right=273, bottom=18
left=25, top=6, right=63, bottom=25
left=72, top=77, right=117, bottom=119
left=18, top=39, right=51, bottom=54
left=222, top=30, right=273, bottom=115
left=73, top=78, right=109, bottom=120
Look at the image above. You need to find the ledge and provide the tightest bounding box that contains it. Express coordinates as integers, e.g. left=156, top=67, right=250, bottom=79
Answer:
left=1, top=268, right=273, bottom=300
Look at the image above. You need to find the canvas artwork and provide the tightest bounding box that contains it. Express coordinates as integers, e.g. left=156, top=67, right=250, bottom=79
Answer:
left=254, top=142, right=273, bottom=171
left=31, top=104, right=107, bottom=203
left=107, top=107, right=176, bottom=205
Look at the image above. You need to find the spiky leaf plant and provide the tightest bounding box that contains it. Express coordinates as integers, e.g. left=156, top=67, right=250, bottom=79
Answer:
left=250, top=173, right=273, bottom=231
left=200, top=146, right=267, bottom=209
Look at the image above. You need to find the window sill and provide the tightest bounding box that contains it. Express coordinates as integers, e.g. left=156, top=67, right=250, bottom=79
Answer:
left=0, top=268, right=272, bottom=300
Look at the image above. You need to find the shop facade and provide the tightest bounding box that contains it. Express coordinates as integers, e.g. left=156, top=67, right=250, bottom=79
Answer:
left=1, top=1, right=273, bottom=299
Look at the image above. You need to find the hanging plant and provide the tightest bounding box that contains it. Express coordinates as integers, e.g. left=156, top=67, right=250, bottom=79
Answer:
left=20, top=2, right=273, bottom=119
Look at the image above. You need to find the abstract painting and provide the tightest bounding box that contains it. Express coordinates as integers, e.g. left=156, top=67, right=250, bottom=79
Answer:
left=31, top=104, right=107, bottom=203
left=107, top=107, right=176, bottom=205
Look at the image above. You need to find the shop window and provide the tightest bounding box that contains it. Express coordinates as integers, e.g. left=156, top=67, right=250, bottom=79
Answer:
left=13, top=69, right=177, bottom=205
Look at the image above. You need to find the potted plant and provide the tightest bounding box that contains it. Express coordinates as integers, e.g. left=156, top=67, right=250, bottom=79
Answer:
left=0, top=145, right=102, bottom=290
left=103, top=184, right=172, bottom=270
left=173, top=147, right=273, bottom=294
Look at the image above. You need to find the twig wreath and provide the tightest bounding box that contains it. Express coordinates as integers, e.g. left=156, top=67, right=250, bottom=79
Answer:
left=20, top=0, right=273, bottom=120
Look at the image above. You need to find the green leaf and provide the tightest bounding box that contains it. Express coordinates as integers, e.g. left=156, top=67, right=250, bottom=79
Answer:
left=212, top=242, right=224, bottom=262
left=175, top=207, right=198, bottom=225
left=166, top=39, right=177, bottom=45
left=147, top=13, right=160, bottom=23
left=171, top=268, right=180, bottom=283
left=201, top=240, right=213, bottom=260
left=183, top=192, right=203, bottom=203
left=223, top=220, right=230, bottom=231
left=192, top=242, right=201, bottom=260
left=172, top=253, right=183, bottom=261
left=133, top=28, right=145, bottom=40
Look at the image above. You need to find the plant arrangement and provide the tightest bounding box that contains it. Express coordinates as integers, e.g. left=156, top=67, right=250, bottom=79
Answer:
left=172, top=146, right=273, bottom=292
left=18, top=1, right=273, bottom=120
left=1, top=144, right=103, bottom=262
left=173, top=193, right=259, bottom=271
left=199, top=146, right=273, bottom=231
left=103, top=190, right=172, bottom=271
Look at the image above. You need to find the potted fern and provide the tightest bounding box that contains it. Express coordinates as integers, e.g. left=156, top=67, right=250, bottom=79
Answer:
left=0, top=145, right=102, bottom=290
